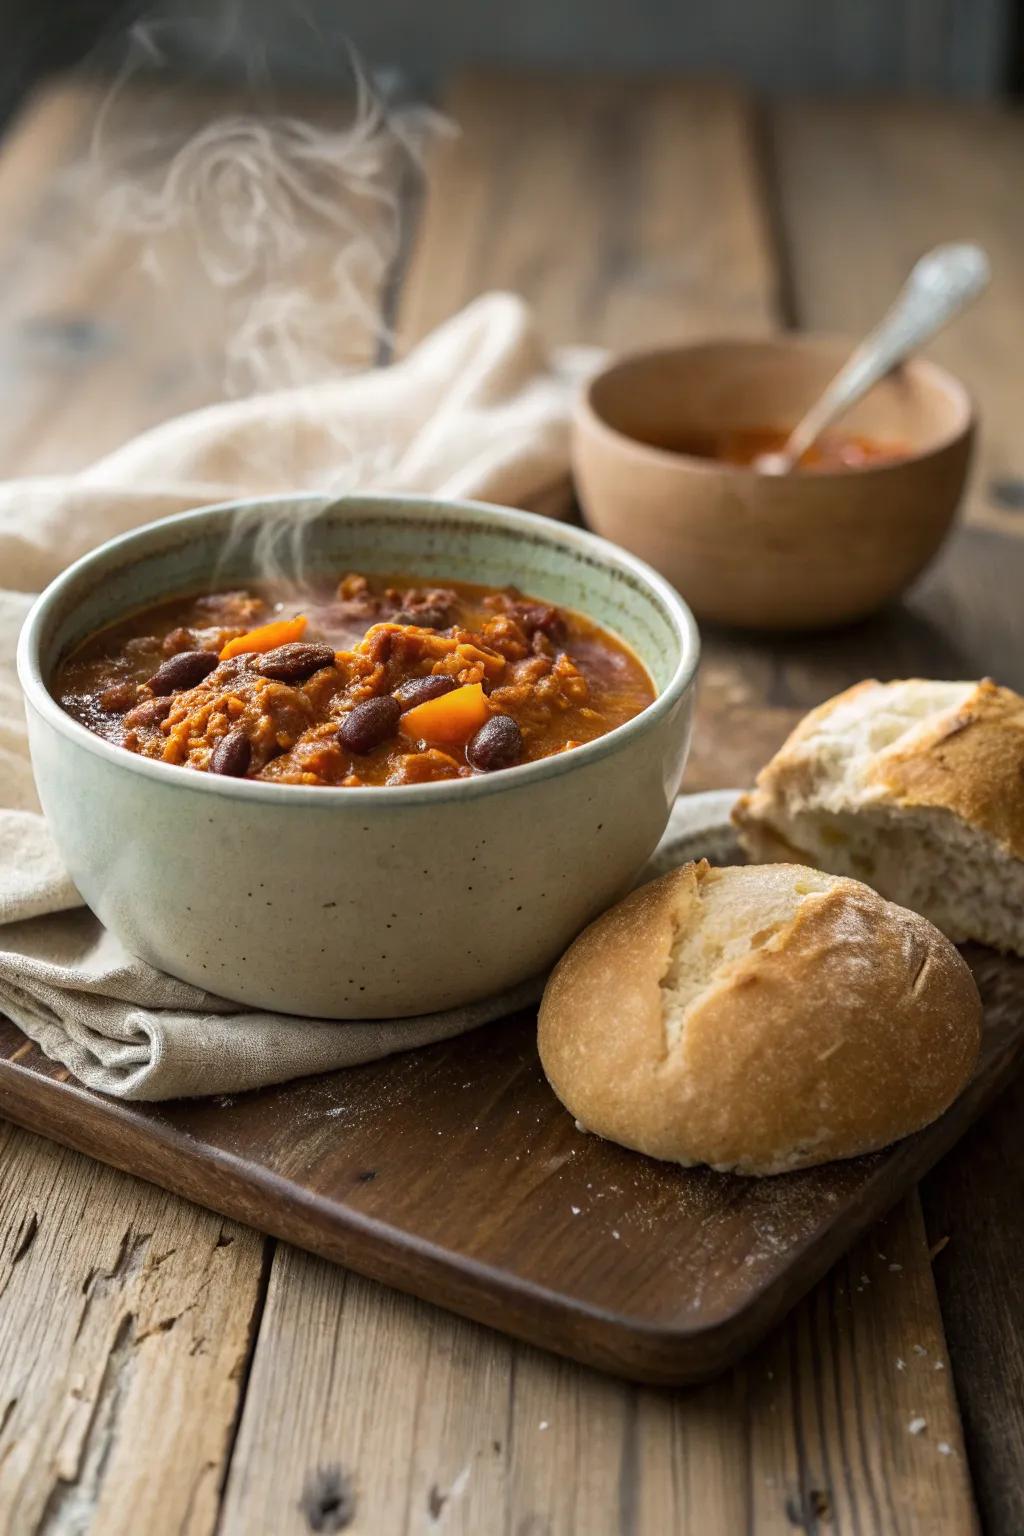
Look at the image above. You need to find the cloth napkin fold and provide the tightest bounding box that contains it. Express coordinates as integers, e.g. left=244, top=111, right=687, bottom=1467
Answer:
left=0, top=290, right=713, bottom=1102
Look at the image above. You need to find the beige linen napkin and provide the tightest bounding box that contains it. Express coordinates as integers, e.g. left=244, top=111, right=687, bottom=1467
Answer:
left=0, top=290, right=712, bottom=1102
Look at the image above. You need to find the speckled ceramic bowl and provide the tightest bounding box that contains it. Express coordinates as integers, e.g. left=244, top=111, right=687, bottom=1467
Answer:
left=18, top=494, right=699, bottom=1018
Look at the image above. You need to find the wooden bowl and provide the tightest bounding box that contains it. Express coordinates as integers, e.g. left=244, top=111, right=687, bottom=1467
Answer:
left=573, top=336, right=974, bottom=630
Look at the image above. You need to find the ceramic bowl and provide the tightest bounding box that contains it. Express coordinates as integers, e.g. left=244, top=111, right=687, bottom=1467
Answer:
left=18, top=493, right=699, bottom=1019
left=573, top=335, right=974, bottom=630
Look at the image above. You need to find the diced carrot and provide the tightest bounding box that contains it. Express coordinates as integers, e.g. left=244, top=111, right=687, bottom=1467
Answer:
left=399, top=682, right=491, bottom=746
left=219, top=615, right=308, bottom=660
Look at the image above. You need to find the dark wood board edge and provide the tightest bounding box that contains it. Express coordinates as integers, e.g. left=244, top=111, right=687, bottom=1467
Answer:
left=2, top=1008, right=1020, bottom=1387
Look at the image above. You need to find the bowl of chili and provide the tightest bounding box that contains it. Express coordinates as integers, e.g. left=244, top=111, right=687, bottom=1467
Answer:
left=19, top=494, right=699, bottom=1018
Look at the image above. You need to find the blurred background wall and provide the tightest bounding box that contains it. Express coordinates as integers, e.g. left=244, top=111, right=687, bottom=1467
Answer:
left=126, top=0, right=1015, bottom=97
left=1, top=0, right=1020, bottom=111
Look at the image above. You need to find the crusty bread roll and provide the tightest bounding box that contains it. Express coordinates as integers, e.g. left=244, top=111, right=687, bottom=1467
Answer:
left=538, top=861, right=980, bottom=1175
left=732, top=678, right=1024, bottom=955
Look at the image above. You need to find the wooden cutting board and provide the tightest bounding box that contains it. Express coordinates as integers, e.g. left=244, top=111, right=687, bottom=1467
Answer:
left=1, top=832, right=1019, bottom=1387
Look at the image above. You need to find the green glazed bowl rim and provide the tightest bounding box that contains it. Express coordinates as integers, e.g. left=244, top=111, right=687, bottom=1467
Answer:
left=18, top=492, right=701, bottom=807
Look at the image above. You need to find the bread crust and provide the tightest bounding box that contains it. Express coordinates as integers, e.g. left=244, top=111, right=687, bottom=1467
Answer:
left=537, top=861, right=981, bottom=1175
left=872, top=680, right=1024, bottom=859
left=733, top=678, right=1024, bottom=862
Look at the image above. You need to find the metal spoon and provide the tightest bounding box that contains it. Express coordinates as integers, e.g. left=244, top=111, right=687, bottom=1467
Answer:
left=755, top=243, right=990, bottom=474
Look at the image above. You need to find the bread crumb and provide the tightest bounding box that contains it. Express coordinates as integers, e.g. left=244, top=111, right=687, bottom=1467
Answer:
left=908, top=1417, right=927, bottom=1436
left=934, top=1360, right=945, bottom=1371
left=574, top=1119, right=589, bottom=1135
left=895, top=1358, right=906, bottom=1370
left=570, top=1205, right=581, bottom=1215
left=912, top=1345, right=928, bottom=1357
left=538, top=1421, right=549, bottom=1431
left=938, top=1442, right=952, bottom=1456
left=889, top=1263, right=903, bottom=1272
left=450, top=1466, right=471, bottom=1500
left=611, top=1229, right=621, bottom=1240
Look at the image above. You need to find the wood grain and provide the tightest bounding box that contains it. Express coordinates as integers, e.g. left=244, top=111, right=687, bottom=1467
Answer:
left=0, top=1121, right=264, bottom=1534
left=217, top=1200, right=974, bottom=1535
left=0, top=77, right=412, bottom=476
left=918, top=1102, right=1024, bottom=1536
left=398, top=72, right=779, bottom=351
left=771, top=97, right=1024, bottom=1535
left=744, top=1198, right=977, bottom=1535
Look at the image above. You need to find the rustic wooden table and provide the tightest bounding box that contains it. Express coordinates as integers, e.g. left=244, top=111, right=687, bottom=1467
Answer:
left=1, top=70, right=1022, bottom=1535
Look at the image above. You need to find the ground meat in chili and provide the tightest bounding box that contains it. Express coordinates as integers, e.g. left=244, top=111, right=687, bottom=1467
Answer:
left=54, top=574, right=655, bottom=786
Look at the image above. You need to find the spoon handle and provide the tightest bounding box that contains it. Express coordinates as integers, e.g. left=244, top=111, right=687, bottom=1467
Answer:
left=783, top=243, right=989, bottom=467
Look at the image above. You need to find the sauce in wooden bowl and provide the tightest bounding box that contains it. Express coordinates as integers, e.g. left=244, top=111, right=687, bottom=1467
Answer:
left=639, top=426, right=909, bottom=472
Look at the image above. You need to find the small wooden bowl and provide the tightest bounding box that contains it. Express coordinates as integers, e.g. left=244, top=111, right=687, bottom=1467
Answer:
left=573, top=336, right=974, bottom=630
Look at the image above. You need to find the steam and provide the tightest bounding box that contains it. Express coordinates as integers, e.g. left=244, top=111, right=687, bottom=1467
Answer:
left=84, top=14, right=447, bottom=397
left=68, top=4, right=452, bottom=590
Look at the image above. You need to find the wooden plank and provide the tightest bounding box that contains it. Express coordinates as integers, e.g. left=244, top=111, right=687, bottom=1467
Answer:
left=0, top=77, right=408, bottom=476
left=918, top=1078, right=1024, bottom=1535
left=745, top=1199, right=977, bottom=1534
left=0, top=1120, right=264, bottom=1534
left=772, top=97, right=1024, bottom=1534
left=217, top=1199, right=972, bottom=1535
left=769, top=96, right=1024, bottom=537
left=398, top=72, right=779, bottom=351
left=219, top=1257, right=512, bottom=1535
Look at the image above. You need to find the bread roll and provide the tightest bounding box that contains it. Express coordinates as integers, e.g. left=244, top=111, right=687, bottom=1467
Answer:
left=538, top=861, right=980, bottom=1175
left=733, top=678, right=1024, bottom=955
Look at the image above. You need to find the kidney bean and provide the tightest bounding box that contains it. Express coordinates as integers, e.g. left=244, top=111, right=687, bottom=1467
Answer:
left=393, top=674, right=458, bottom=711
left=124, top=695, right=173, bottom=729
left=467, top=714, right=523, bottom=772
left=148, top=649, right=219, bottom=695
left=210, top=729, right=251, bottom=778
left=393, top=606, right=448, bottom=630
left=338, top=695, right=402, bottom=754
left=256, top=642, right=337, bottom=682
